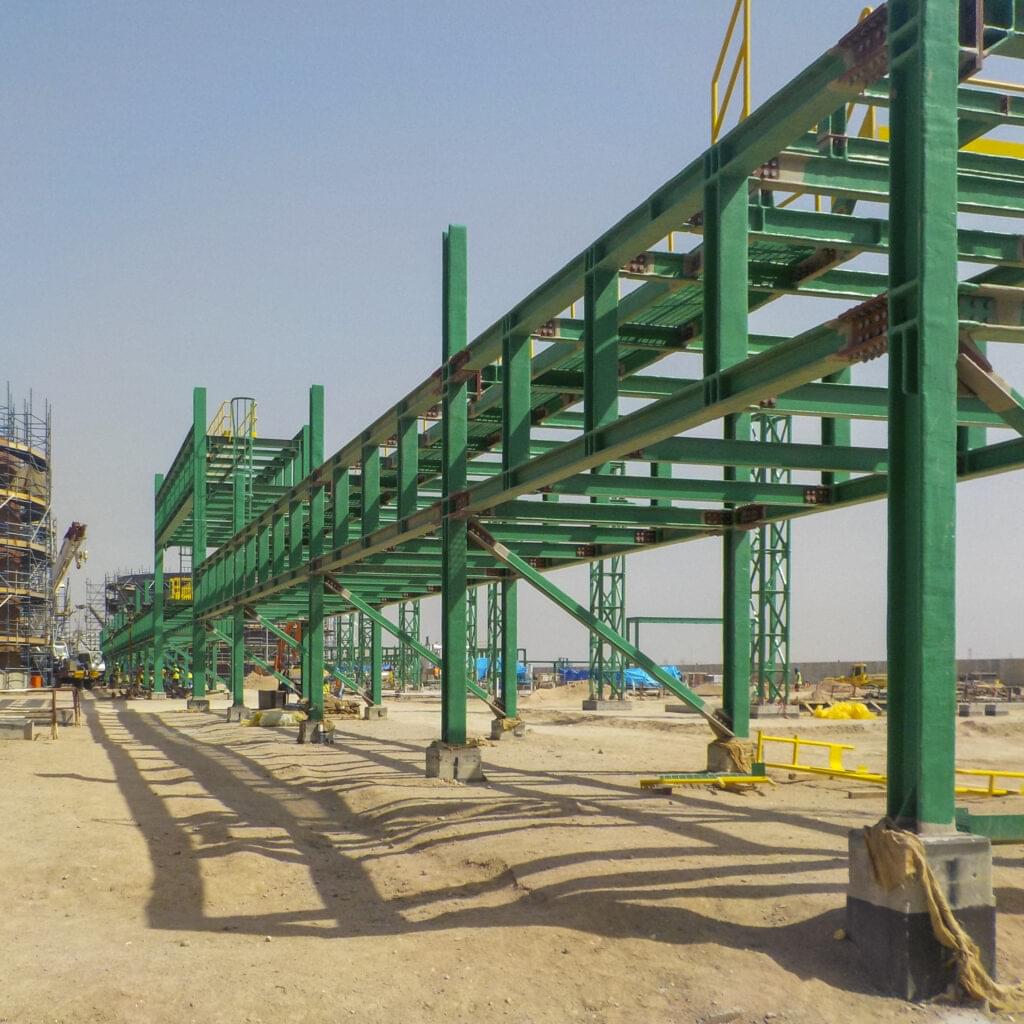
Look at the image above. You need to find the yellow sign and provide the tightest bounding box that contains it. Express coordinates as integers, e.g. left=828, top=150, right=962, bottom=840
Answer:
left=168, top=576, right=193, bottom=602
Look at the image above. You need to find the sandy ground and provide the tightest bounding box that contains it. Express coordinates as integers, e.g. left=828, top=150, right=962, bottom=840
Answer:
left=1, top=687, right=1023, bottom=1024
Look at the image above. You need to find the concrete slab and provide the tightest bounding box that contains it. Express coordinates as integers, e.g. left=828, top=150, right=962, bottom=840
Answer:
left=362, top=705, right=388, bottom=720
left=847, top=827, right=994, bottom=1000
left=425, top=740, right=484, bottom=782
left=186, top=698, right=211, bottom=712
left=581, top=699, right=633, bottom=712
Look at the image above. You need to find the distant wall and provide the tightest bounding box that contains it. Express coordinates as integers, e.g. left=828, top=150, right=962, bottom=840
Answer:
left=680, top=659, right=1024, bottom=687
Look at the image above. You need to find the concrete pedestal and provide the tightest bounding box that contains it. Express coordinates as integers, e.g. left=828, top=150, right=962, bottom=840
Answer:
left=490, top=717, right=526, bottom=740
left=186, top=698, right=211, bottom=712
left=0, top=718, right=33, bottom=740
left=706, top=738, right=754, bottom=773
left=297, top=720, right=326, bottom=744
left=225, top=704, right=249, bottom=723
left=664, top=703, right=701, bottom=715
left=362, top=705, right=388, bottom=720
left=846, top=828, right=995, bottom=1001
left=148, top=691, right=167, bottom=700
left=984, top=703, right=1008, bottom=717
left=750, top=704, right=786, bottom=719
left=581, top=699, right=632, bottom=712
left=958, top=703, right=973, bottom=717
left=425, top=740, right=484, bottom=782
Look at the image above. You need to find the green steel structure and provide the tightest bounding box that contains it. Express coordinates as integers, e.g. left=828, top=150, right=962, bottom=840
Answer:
left=103, top=1, right=1024, bottom=838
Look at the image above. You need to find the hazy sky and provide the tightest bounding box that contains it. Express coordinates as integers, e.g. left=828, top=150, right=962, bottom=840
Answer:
left=4, top=1, right=1023, bottom=664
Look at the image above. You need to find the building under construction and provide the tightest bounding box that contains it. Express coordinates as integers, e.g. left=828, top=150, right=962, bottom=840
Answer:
left=0, top=386, right=53, bottom=687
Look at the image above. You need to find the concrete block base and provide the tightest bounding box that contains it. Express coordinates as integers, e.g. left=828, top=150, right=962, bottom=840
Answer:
left=362, top=705, right=388, bottom=720
left=958, top=703, right=973, bottom=717
left=148, top=691, right=167, bottom=700
left=0, top=718, right=33, bottom=740
left=847, top=827, right=995, bottom=1000
left=664, top=703, right=701, bottom=715
left=425, top=741, right=484, bottom=782
left=186, top=698, right=211, bottom=712
left=750, top=704, right=786, bottom=718
left=490, top=717, right=526, bottom=740
left=706, top=738, right=754, bottom=773
left=985, top=703, right=1008, bottom=717
left=297, top=720, right=326, bottom=744
left=582, top=699, right=632, bottom=711
left=225, top=704, right=249, bottom=723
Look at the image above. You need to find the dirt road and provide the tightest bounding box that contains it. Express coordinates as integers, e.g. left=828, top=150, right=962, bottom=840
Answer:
left=1, top=691, right=1021, bottom=1024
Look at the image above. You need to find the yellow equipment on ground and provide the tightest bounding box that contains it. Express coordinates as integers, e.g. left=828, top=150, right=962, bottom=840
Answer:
left=821, top=662, right=887, bottom=692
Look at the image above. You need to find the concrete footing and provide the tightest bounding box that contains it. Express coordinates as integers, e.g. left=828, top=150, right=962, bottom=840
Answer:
left=362, top=705, right=388, bottom=720
left=846, top=827, right=995, bottom=1000
left=0, top=718, right=33, bottom=740
left=490, top=717, right=526, bottom=740
left=985, top=703, right=1008, bottom=717
left=425, top=740, right=484, bottom=782
left=750, top=704, right=786, bottom=719
left=225, top=704, right=249, bottom=723
left=664, top=703, right=701, bottom=715
left=297, top=720, right=326, bottom=744
left=582, top=699, right=632, bottom=711
left=958, top=703, right=973, bottom=717
left=186, top=698, right=211, bottom=712
left=148, top=691, right=167, bottom=700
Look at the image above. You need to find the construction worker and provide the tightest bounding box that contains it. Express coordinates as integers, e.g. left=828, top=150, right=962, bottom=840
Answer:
left=794, top=666, right=803, bottom=691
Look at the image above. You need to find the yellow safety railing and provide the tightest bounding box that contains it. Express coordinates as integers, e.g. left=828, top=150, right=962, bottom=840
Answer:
left=757, top=731, right=1024, bottom=796
left=710, top=0, right=751, bottom=143
left=208, top=398, right=257, bottom=439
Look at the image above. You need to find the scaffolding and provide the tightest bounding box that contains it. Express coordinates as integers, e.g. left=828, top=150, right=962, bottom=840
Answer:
left=0, top=386, right=53, bottom=685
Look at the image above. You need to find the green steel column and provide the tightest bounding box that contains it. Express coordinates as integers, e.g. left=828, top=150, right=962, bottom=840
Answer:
left=501, top=319, right=530, bottom=716
left=441, top=224, right=468, bottom=745
left=704, top=151, right=751, bottom=738
left=885, top=0, right=959, bottom=831
left=822, top=368, right=852, bottom=487
left=191, top=387, right=208, bottom=698
left=500, top=577, right=518, bottom=717
left=152, top=473, right=165, bottom=694
left=397, top=415, right=418, bottom=522
left=231, top=463, right=245, bottom=709
left=360, top=441, right=382, bottom=706
left=466, top=589, right=478, bottom=684
left=308, top=384, right=325, bottom=723
left=584, top=255, right=620, bottom=702
left=332, top=466, right=349, bottom=550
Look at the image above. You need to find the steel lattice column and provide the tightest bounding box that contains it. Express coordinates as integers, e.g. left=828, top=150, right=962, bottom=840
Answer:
left=750, top=412, right=792, bottom=703
left=397, top=600, right=421, bottom=690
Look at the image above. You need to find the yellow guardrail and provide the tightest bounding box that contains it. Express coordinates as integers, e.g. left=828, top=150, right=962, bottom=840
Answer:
left=756, top=730, right=1024, bottom=796
left=208, top=397, right=257, bottom=439
left=640, top=772, right=772, bottom=791
left=710, top=0, right=751, bottom=144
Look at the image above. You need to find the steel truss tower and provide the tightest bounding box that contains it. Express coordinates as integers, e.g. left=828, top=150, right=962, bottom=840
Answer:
left=750, top=412, right=792, bottom=702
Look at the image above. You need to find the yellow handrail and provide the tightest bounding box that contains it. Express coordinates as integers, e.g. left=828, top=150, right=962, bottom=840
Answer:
left=710, top=0, right=751, bottom=143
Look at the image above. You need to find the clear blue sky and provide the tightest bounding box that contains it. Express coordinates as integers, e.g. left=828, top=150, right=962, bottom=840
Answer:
left=5, top=1, right=1022, bottom=663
